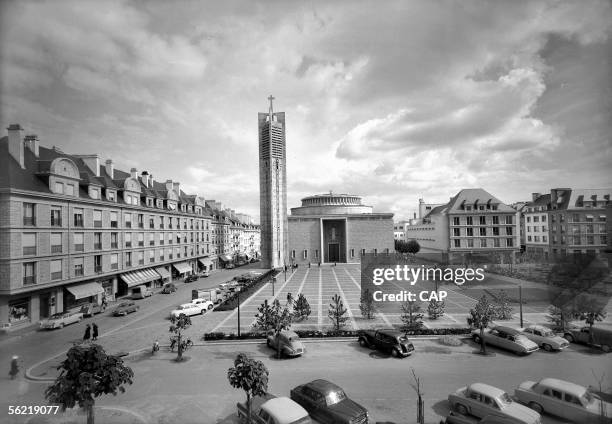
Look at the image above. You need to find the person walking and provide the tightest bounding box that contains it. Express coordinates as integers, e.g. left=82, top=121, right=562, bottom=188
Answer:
left=83, top=324, right=91, bottom=342
left=92, top=323, right=99, bottom=341
left=9, top=356, right=20, bottom=380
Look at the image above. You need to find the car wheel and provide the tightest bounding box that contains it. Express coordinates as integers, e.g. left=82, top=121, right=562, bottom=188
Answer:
left=473, top=335, right=482, bottom=344
left=455, top=404, right=468, bottom=415
left=601, top=344, right=611, bottom=353
left=542, top=343, right=553, bottom=352
left=564, top=334, right=574, bottom=343
left=391, top=348, right=400, bottom=358
left=208, top=304, right=213, bottom=310
left=200, top=309, right=204, bottom=315
left=359, top=338, right=368, bottom=348
left=528, top=402, right=543, bottom=414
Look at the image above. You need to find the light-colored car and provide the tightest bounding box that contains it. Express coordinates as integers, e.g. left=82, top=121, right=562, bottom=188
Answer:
left=190, top=298, right=214, bottom=311
left=515, top=378, right=612, bottom=423
left=448, top=383, right=542, bottom=424
left=170, top=303, right=204, bottom=318
left=237, top=394, right=312, bottom=424
left=472, top=326, right=539, bottom=355
left=266, top=330, right=305, bottom=357
left=39, top=311, right=84, bottom=329
left=520, top=325, right=569, bottom=351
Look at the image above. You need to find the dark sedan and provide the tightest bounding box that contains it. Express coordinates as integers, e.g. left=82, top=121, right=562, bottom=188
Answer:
left=113, top=301, right=139, bottom=316
left=184, top=274, right=198, bottom=283
left=290, top=379, right=369, bottom=424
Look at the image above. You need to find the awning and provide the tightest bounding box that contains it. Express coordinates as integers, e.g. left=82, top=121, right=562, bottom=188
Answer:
left=172, top=262, right=192, bottom=274
left=219, top=254, right=233, bottom=262
left=198, top=258, right=212, bottom=267
left=155, top=267, right=170, bottom=279
left=120, top=268, right=160, bottom=288
left=66, top=282, right=104, bottom=300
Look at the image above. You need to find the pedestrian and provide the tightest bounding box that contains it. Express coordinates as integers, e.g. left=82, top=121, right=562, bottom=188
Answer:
left=92, top=323, right=99, bottom=341
left=9, top=356, right=20, bottom=380
left=101, top=294, right=108, bottom=311
left=83, top=324, right=91, bottom=342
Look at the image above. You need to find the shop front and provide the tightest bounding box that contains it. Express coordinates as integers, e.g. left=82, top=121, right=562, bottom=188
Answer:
left=218, top=254, right=234, bottom=268
left=172, top=262, right=192, bottom=279
left=197, top=257, right=213, bottom=273
left=154, top=266, right=171, bottom=287
left=119, top=268, right=161, bottom=297
left=64, top=282, right=105, bottom=311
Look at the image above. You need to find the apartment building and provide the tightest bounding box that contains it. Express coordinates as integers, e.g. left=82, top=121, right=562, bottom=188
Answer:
left=524, top=193, right=551, bottom=257
left=0, top=125, right=222, bottom=329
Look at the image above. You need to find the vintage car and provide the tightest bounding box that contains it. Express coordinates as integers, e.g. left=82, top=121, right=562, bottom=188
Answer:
left=520, top=325, right=569, bottom=351
left=290, top=379, right=369, bottom=424
left=266, top=330, right=305, bottom=357
left=358, top=329, right=414, bottom=357
left=564, top=325, right=612, bottom=352
left=170, top=303, right=204, bottom=318
left=515, top=378, right=612, bottom=423
left=190, top=298, right=214, bottom=311
left=80, top=303, right=105, bottom=317
left=200, top=270, right=210, bottom=278
left=39, top=311, right=84, bottom=329
left=448, top=383, right=541, bottom=424
left=472, top=326, right=539, bottom=355
left=184, top=274, right=198, bottom=283
left=112, top=301, right=139, bottom=316
left=237, top=393, right=312, bottom=424
left=161, top=283, right=177, bottom=294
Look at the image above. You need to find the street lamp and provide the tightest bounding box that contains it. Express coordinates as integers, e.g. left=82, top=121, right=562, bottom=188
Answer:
left=237, top=289, right=241, bottom=338
left=519, top=284, right=523, bottom=328
left=272, top=276, right=276, bottom=296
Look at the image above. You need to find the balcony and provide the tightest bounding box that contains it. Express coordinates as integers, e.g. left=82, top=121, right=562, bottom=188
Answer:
left=111, top=242, right=118, bottom=249
left=51, top=271, right=62, bottom=280
left=150, top=257, right=154, bottom=263
left=23, top=276, right=36, bottom=285
left=94, top=266, right=102, bottom=273
left=126, top=261, right=132, bottom=267
left=138, top=241, right=144, bottom=247
left=125, top=222, right=132, bottom=228
left=94, top=243, right=102, bottom=250
left=168, top=254, right=173, bottom=260
left=111, top=221, right=118, bottom=228
left=126, top=242, right=132, bottom=248
left=138, top=259, right=144, bottom=265
left=51, top=245, right=62, bottom=254
left=51, top=218, right=62, bottom=227
left=74, top=244, right=84, bottom=252
left=23, top=246, right=36, bottom=255
left=160, top=240, right=164, bottom=245
left=23, top=217, right=36, bottom=226
left=111, top=263, right=118, bottom=270
left=94, top=221, right=102, bottom=228
left=74, top=268, right=84, bottom=277
left=160, top=256, right=165, bottom=261
left=160, top=224, right=165, bottom=229
left=149, top=241, right=155, bottom=246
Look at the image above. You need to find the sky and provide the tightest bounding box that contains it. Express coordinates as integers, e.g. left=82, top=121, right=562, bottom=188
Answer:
left=1, top=0, right=611, bottom=223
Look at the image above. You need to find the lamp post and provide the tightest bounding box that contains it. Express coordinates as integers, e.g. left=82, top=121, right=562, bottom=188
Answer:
left=519, top=284, right=523, bottom=328
left=272, top=276, right=276, bottom=296
left=237, top=289, right=241, bottom=338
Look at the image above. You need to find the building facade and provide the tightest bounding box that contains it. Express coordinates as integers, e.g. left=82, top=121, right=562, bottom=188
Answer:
left=0, top=125, right=256, bottom=329
left=405, top=188, right=520, bottom=262
left=287, top=193, right=394, bottom=264
left=524, top=193, right=551, bottom=257
left=258, top=96, right=288, bottom=269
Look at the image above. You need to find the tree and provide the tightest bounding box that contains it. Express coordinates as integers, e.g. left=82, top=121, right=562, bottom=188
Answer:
left=574, top=294, right=607, bottom=344
left=269, top=299, right=293, bottom=359
left=293, top=293, right=311, bottom=321
left=328, top=294, right=349, bottom=332
left=427, top=299, right=445, bottom=320
left=169, top=313, right=192, bottom=361
left=493, top=290, right=514, bottom=320
left=467, top=295, right=496, bottom=354
left=410, top=368, right=425, bottom=424
left=406, top=239, right=421, bottom=255
left=227, top=353, right=269, bottom=424
left=45, top=344, right=134, bottom=424
left=252, top=300, right=275, bottom=331
left=546, top=305, right=570, bottom=331
left=395, top=240, right=410, bottom=254
left=400, top=300, right=423, bottom=334
left=359, top=288, right=375, bottom=319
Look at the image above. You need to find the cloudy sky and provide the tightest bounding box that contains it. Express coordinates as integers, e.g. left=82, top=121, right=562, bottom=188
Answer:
left=1, top=0, right=611, bottom=222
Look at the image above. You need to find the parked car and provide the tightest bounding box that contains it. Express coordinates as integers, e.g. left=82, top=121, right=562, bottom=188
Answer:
left=190, top=298, right=214, bottom=311
left=113, top=301, right=139, bottom=316
left=448, top=383, right=541, bottom=424
left=200, top=270, right=210, bottom=278
left=471, top=326, right=539, bottom=355
left=444, top=411, right=521, bottom=424
left=161, top=283, right=177, bottom=294
left=564, top=325, right=612, bottom=352
left=170, top=303, right=204, bottom=318
left=358, top=329, right=415, bottom=357
left=184, top=274, right=198, bottom=283
left=132, top=286, right=152, bottom=299
left=515, top=378, right=612, bottom=423
left=39, top=311, right=84, bottom=329
left=237, top=393, right=312, bottom=424
left=226, top=263, right=235, bottom=269
left=266, top=330, right=305, bottom=357
left=520, top=325, right=569, bottom=351
left=290, top=379, right=369, bottom=424
left=80, top=303, right=105, bottom=317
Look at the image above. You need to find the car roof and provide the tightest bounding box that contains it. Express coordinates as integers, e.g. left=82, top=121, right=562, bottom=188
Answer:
left=280, top=330, right=299, bottom=338
left=537, top=378, right=587, bottom=396
left=178, top=303, right=194, bottom=308
left=525, top=325, right=551, bottom=332
left=468, top=383, right=506, bottom=398
left=306, top=379, right=343, bottom=393
left=261, top=397, right=309, bottom=423
left=492, top=326, right=520, bottom=335
left=376, top=329, right=403, bottom=337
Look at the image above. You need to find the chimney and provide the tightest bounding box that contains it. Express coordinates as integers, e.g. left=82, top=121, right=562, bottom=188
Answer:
left=105, top=159, right=114, bottom=179
left=414, top=212, right=416, bottom=219
left=166, top=179, right=173, bottom=191
left=173, top=182, right=180, bottom=193
left=24, top=134, right=39, bottom=157
left=532, top=193, right=540, bottom=201
left=7, top=124, right=24, bottom=169
left=130, top=168, right=137, bottom=179
left=74, top=154, right=100, bottom=177
left=149, top=174, right=154, bottom=188
left=140, top=171, right=149, bottom=188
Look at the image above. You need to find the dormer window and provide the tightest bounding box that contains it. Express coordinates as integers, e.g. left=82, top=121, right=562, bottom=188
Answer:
left=89, top=187, right=100, bottom=199
left=107, top=190, right=116, bottom=202
left=146, top=198, right=153, bottom=207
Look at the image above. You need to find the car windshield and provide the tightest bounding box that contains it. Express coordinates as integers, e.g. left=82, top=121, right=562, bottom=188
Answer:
left=515, top=335, right=530, bottom=344
left=49, top=313, right=63, bottom=319
left=118, top=303, right=128, bottom=307
left=540, top=329, right=555, bottom=337
left=499, top=392, right=513, bottom=407
left=398, top=336, right=409, bottom=343
left=325, top=390, right=347, bottom=406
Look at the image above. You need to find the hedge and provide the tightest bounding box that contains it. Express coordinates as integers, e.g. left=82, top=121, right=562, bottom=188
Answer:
left=214, top=269, right=277, bottom=311
left=203, top=327, right=472, bottom=341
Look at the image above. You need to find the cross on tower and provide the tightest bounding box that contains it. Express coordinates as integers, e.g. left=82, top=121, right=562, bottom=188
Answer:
left=268, top=95, right=275, bottom=116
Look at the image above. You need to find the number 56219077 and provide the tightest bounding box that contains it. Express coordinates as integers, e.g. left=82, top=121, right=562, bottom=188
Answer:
left=8, top=405, right=59, bottom=414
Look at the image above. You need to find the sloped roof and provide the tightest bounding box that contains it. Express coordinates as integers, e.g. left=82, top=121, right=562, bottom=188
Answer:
left=447, top=188, right=515, bottom=213
left=567, top=188, right=611, bottom=209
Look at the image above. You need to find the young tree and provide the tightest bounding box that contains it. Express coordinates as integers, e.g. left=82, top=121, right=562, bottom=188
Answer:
left=395, top=239, right=410, bottom=254
left=493, top=290, right=514, bottom=320
left=359, top=288, right=375, bottom=319
left=293, top=293, right=311, bottom=321
left=269, top=299, right=293, bottom=359
left=546, top=305, right=571, bottom=331
left=574, top=294, right=607, bottom=344
left=467, top=295, right=496, bottom=354
left=252, top=300, right=275, bottom=332
left=169, top=313, right=192, bottom=361
left=406, top=239, right=421, bottom=255
left=227, top=353, right=269, bottom=424
left=45, top=344, right=134, bottom=424
left=427, top=299, right=445, bottom=320
left=400, top=300, right=424, bottom=334
left=328, top=294, right=349, bottom=332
